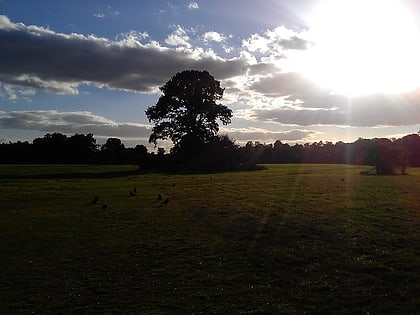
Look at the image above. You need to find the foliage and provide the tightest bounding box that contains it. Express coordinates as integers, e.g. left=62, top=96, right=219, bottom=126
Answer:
left=169, top=134, right=240, bottom=172
left=96, top=137, right=128, bottom=164
left=145, top=70, right=232, bottom=149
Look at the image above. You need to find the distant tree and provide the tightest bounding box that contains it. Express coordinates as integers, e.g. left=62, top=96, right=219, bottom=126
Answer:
left=186, top=135, right=240, bottom=171
left=33, top=132, right=68, bottom=163
left=145, top=70, right=232, bottom=151
left=400, top=134, right=420, bottom=167
left=128, top=144, right=148, bottom=165
left=367, top=138, right=405, bottom=175
left=99, top=138, right=127, bottom=164
left=68, top=133, right=97, bottom=163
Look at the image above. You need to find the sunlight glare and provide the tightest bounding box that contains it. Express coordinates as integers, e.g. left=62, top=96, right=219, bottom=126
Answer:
left=304, top=0, right=420, bottom=96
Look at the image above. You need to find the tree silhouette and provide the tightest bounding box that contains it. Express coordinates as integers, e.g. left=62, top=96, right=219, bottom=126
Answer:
left=99, top=138, right=127, bottom=164
left=145, top=70, right=232, bottom=151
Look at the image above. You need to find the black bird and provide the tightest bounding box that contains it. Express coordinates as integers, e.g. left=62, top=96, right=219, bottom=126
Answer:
left=130, top=190, right=136, bottom=196
left=102, top=203, right=108, bottom=210
left=92, top=196, right=98, bottom=204
left=133, top=187, right=137, bottom=194
left=161, top=197, right=170, bottom=205
left=157, top=194, right=162, bottom=201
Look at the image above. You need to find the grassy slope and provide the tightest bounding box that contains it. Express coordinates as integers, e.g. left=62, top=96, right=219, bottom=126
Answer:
left=0, top=164, right=418, bottom=314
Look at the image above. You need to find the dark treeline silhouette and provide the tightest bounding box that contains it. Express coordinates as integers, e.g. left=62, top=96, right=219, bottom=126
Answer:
left=1, top=132, right=420, bottom=174
left=238, top=134, right=420, bottom=174
left=0, top=133, right=148, bottom=166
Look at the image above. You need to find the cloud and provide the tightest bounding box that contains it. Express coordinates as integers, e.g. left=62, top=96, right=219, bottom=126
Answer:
left=203, top=31, right=226, bottom=43
left=0, top=15, right=250, bottom=95
left=1, top=15, right=419, bottom=132
left=0, top=15, right=17, bottom=30
left=240, top=91, right=420, bottom=128
left=239, top=70, right=420, bottom=127
left=187, top=2, right=199, bottom=10
left=164, top=25, right=192, bottom=48
left=0, top=83, right=35, bottom=101
left=0, top=110, right=152, bottom=140
left=242, top=26, right=310, bottom=54
left=0, top=109, right=323, bottom=148
left=250, top=72, right=332, bottom=103
left=223, top=127, right=319, bottom=143
left=107, top=6, right=120, bottom=16
left=94, top=13, right=105, bottom=19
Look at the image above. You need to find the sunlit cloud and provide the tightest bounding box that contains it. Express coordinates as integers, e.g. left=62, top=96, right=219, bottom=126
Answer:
left=222, top=127, right=319, bottom=144
left=164, top=25, right=192, bottom=48
left=242, top=26, right=310, bottom=54
left=203, top=31, right=226, bottom=43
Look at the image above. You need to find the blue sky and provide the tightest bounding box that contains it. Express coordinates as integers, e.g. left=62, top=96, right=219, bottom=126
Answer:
left=1, top=0, right=420, bottom=149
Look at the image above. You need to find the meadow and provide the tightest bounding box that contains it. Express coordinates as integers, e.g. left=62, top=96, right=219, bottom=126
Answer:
left=0, top=164, right=419, bottom=314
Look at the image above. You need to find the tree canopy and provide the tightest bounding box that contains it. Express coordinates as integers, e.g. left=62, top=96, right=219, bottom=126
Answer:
left=145, top=70, right=232, bottom=149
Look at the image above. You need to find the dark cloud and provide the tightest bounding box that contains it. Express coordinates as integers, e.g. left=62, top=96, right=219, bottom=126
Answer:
left=278, top=36, right=309, bottom=50
left=0, top=110, right=151, bottom=139
left=0, top=16, right=249, bottom=94
left=250, top=72, right=331, bottom=103
left=247, top=71, right=420, bottom=127
left=248, top=63, right=280, bottom=76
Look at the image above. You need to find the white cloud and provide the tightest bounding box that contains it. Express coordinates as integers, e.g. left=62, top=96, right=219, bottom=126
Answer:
left=222, top=127, right=319, bottom=144
left=187, top=2, right=199, bottom=10
left=0, top=15, right=17, bottom=30
left=203, top=31, right=226, bottom=43
left=164, top=25, right=191, bottom=48
left=242, top=26, right=310, bottom=54
left=94, top=13, right=105, bottom=19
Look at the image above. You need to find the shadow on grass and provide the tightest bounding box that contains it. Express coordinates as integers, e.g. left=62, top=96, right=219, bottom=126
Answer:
left=0, top=163, right=267, bottom=179
left=0, top=169, right=143, bottom=180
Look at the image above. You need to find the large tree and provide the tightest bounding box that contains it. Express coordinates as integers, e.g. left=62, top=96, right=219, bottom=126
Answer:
left=145, top=70, right=232, bottom=150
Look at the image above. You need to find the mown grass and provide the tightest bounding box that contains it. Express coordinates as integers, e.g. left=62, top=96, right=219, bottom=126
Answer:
left=0, top=164, right=419, bottom=314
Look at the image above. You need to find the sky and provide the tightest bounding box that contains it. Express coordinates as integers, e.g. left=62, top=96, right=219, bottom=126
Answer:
left=1, top=0, right=420, bottom=150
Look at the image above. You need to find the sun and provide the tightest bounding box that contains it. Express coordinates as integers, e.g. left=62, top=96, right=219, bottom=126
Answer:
left=303, top=0, right=420, bottom=96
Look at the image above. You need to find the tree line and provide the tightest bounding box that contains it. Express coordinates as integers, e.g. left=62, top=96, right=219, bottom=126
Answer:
left=237, top=134, right=420, bottom=174
left=1, top=132, right=419, bottom=174
left=2, top=70, right=419, bottom=174
left=0, top=133, right=149, bottom=165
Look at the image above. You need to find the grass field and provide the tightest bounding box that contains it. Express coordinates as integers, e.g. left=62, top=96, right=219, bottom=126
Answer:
left=0, top=164, right=419, bottom=314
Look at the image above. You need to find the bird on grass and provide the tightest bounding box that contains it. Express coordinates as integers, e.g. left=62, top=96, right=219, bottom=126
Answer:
left=130, top=190, right=136, bottom=196
left=102, top=203, right=108, bottom=210
left=161, top=197, right=170, bottom=205
left=133, top=187, right=137, bottom=193
left=91, top=196, right=99, bottom=204
left=157, top=194, right=162, bottom=201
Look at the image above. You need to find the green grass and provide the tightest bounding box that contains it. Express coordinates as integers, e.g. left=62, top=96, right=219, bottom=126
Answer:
left=0, top=164, right=419, bottom=314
